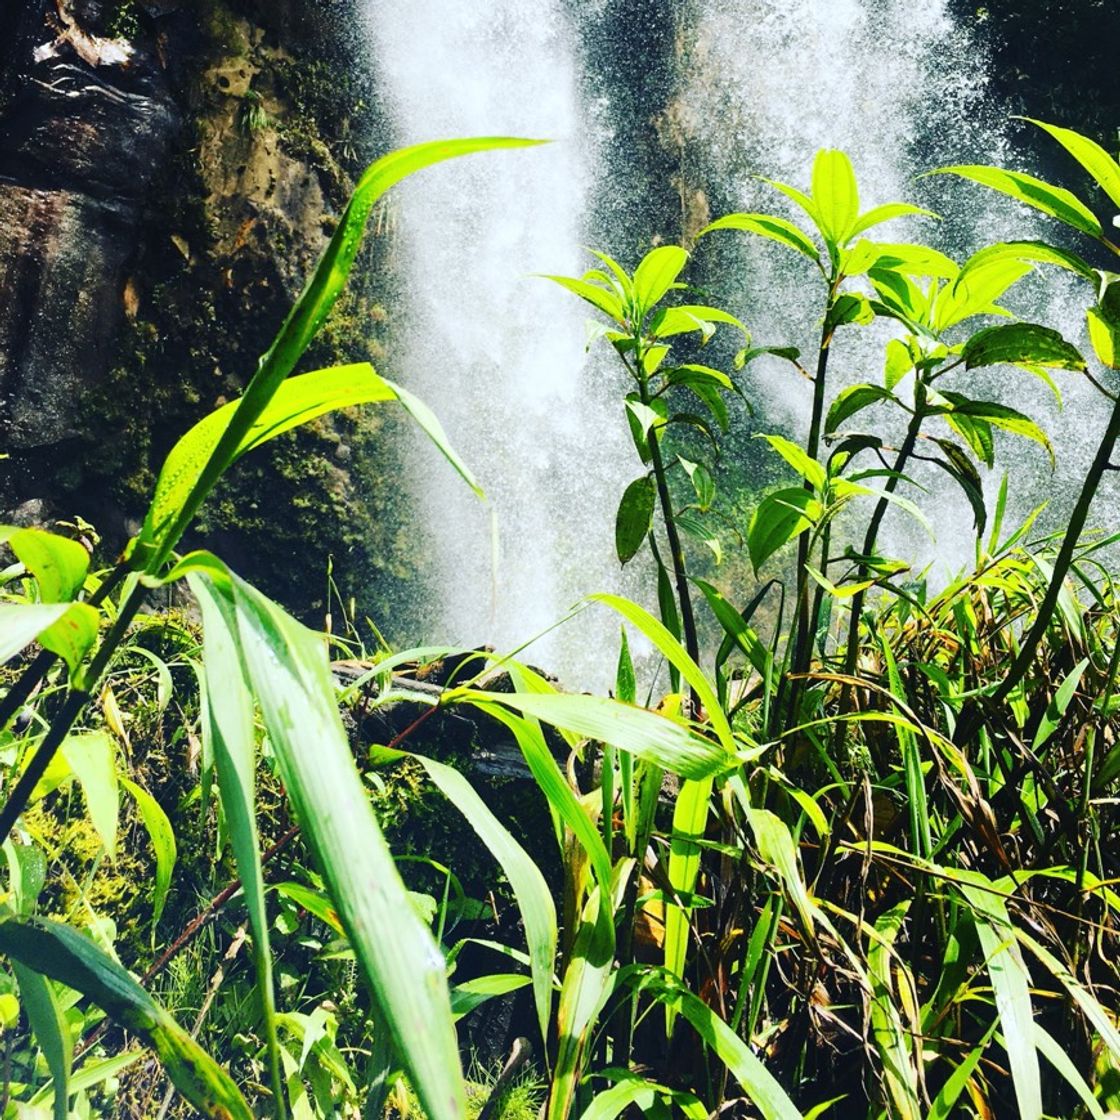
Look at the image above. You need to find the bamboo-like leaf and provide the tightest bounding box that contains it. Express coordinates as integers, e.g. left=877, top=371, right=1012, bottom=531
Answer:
left=760, top=434, right=827, bottom=489
left=927, top=1025, right=996, bottom=1120
left=0, top=916, right=253, bottom=1120
left=451, top=690, right=727, bottom=780
left=13, top=962, right=71, bottom=1120
left=190, top=564, right=467, bottom=1120
left=936, top=392, right=1054, bottom=465
left=136, top=137, right=540, bottom=569
left=545, top=274, right=626, bottom=323
left=933, top=165, right=1101, bottom=236
left=1033, top=1023, right=1105, bottom=1120
left=699, top=213, right=819, bottom=262
left=120, top=780, right=176, bottom=934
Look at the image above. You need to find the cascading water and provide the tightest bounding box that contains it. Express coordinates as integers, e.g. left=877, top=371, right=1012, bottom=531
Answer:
left=353, top=0, right=1109, bottom=680
left=356, top=3, right=640, bottom=685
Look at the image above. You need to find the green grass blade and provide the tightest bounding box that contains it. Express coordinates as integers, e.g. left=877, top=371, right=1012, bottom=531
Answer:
left=407, top=752, right=557, bottom=1052
left=450, top=689, right=727, bottom=779
left=225, top=572, right=466, bottom=1120
left=0, top=916, right=252, bottom=1120
left=636, top=970, right=802, bottom=1120
left=867, top=903, right=920, bottom=1120
left=589, top=594, right=735, bottom=752
left=120, top=777, right=177, bottom=930
left=663, top=776, right=713, bottom=1031
left=959, top=875, right=1042, bottom=1120
left=188, top=571, right=285, bottom=1116
left=12, top=961, right=71, bottom=1120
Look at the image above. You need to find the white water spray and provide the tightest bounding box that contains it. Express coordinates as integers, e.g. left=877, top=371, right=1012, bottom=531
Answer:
left=358, top=2, right=638, bottom=685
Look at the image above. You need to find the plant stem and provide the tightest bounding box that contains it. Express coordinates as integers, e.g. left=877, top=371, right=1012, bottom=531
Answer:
left=0, top=562, right=128, bottom=732
left=841, top=404, right=925, bottom=681
left=640, top=371, right=701, bottom=714
left=955, top=389, right=1120, bottom=744
left=0, top=581, right=146, bottom=847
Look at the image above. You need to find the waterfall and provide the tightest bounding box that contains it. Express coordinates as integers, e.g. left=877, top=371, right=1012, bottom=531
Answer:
left=357, top=2, right=640, bottom=686
left=353, top=0, right=1108, bottom=680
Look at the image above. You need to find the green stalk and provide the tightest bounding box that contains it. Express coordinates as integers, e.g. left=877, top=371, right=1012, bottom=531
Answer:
left=638, top=352, right=701, bottom=714
left=0, top=582, right=146, bottom=847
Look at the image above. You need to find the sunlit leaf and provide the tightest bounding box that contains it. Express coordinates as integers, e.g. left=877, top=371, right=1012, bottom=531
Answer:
left=699, top=212, right=819, bottom=262
left=962, top=322, right=1085, bottom=371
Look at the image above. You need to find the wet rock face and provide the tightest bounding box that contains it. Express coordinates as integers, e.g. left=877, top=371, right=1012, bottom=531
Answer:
left=0, top=1, right=178, bottom=457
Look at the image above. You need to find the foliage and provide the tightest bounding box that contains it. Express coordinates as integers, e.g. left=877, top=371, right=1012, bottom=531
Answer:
left=3, top=117, right=1120, bottom=1120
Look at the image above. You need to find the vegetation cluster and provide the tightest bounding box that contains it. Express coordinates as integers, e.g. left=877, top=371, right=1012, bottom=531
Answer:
left=2, top=118, right=1120, bottom=1120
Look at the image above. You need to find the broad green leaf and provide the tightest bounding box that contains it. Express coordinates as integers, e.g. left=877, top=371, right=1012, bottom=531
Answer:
left=546, top=274, right=625, bottom=323
left=848, top=202, right=937, bottom=239
left=695, top=579, right=772, bottom=681
left=870, top=243, right=959, bottom=278
left=38, top=603, right=99, bottom=677
left=1029, top=118, right=1120, bottom=212
left=934, top=256, right=1032, bottom=331
left=811, top=149, right=859, bottom=245
left=135, top=136, right=540, bottom=569
left=827, top=292, right=875, bottom=328
left=0, top=916, right=253, bottom=1120
left=946, top=412, right=995, bottom=467
left=13, top=962, right=71, bottom=1120
left=222, top=571, right=466, bottom=1120
left=825, top=384, right=893, bottom=434
left=929, top=438, right=988, bottom=535
left=615, top=477, right=655, bottom=565
left=966, top=239, right=1095, bottom=281
left=699, top=212, right=819, bottom=262
left=962, top=322, right=1085, bottom=371
left=0, top=604, right=72, bottom=667
left=747, top=488, right=817, bottom=573
left=60, top=732, right=118, bottom=859
left=936, top=392, right=1053, bottom=464
left=576, top=1074, right=707, bottom=1120
left=884, top=338, right=913, bottom=390
left=761, top=434, right=826, bottom=489
left=632, top=245, right=689, bottom=316
left=120, top=778, right=177, bottom=929
left=635, top=971, right=803, bottom=1120
left=450, top=974, right=531, bottom=1020
left=451, top=690, right=727, bottom=780
left=0, top=528, right=88, bottom=603
left=934, top=165, right=1101, bottom=237
left=1088, top=304, right=1120, bottom=368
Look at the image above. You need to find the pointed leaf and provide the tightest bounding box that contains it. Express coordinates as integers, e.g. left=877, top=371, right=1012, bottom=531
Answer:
left=615, top=477, right=655, bottom=565
left=633, top=245, right=689, bottom=315
left=811, top=149, right=859, bottom=245
left=962, top=323, right=1085, bottom=371
left=699, top=213, right=819, bottom=262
